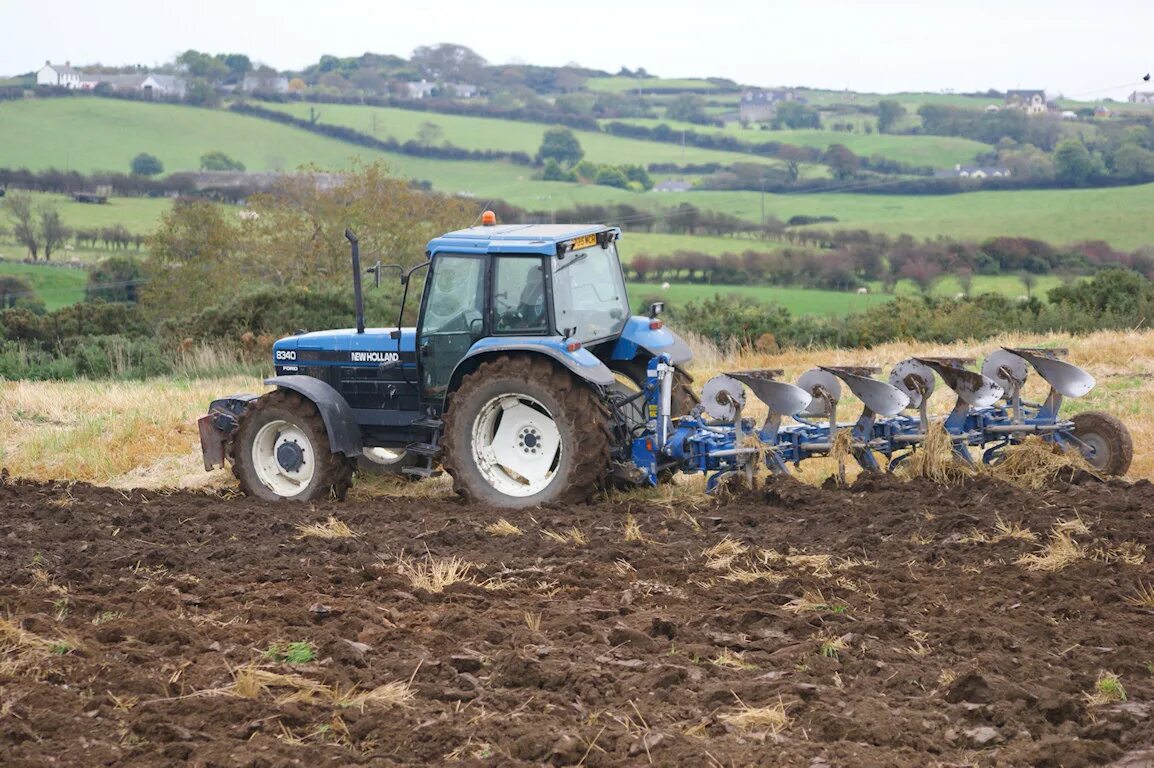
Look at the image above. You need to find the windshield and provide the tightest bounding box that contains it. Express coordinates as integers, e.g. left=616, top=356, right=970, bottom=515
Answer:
left=552, top=242, right=629, bottom=343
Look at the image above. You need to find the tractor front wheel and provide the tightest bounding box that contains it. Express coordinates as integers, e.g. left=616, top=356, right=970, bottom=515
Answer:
left=1070, top=411, right=1132, bottom=476
left=232, top=390, right=354, bottom=501
left=442, top=356, right=610, bottom=508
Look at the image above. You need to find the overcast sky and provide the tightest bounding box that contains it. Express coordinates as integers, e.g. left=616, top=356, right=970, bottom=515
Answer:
left=1, top=0, right=1149, bottom=99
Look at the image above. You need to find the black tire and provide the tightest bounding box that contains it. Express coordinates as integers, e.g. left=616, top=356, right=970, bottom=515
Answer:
left=357, top=447, right=420, bottom=477
left=441, top=355, right=611, bottom=508
left=232, top=390, right=354, bottom=502
left=1070, top=411, right=1132, bottom=476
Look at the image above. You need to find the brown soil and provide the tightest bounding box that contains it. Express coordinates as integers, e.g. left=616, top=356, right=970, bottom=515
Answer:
left=1, top=471, right=1153, bottom=767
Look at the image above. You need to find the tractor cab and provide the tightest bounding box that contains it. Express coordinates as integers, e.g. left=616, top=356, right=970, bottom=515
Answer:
left=417, top=222, right=634, bottom=403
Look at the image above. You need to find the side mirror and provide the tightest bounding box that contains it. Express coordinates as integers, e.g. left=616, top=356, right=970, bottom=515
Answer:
left=648, top=301, right=665, bottom=319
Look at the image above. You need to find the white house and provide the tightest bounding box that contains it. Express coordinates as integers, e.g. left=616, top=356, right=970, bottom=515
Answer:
left=242, top=72, right=289, bottom=94
left=141, top=75, right=187, bottom=97
left=1129, top=91, right=1154, bottom=104
left=1005, top=89, right=1048, bottom=115
left=404, top=79, right=437, bottom=99
left=36, top=61, right=83, bottom=88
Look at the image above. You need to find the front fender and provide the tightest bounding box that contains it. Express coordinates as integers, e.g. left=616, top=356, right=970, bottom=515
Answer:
left=264, top=375, right=363, bottom=457
left=449, top=337, right=615, bottom=393
left=610, top=316, right=693, bottom=365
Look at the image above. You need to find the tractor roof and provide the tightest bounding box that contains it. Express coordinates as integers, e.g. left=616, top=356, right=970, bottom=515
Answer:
left=427, top=223, right=619, bottom=256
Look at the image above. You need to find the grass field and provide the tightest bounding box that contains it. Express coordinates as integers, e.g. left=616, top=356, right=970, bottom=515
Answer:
left=585, top=77, right=736, bottom=93
left=608, top=117, right=991, bottom=168
left=263, top=101, right=787, bottom=169
left=653, top=185, right=1154, bottom=251
left=629, top=273, right=1065, bottom=316
left=0, top=261, right=88, bottom=310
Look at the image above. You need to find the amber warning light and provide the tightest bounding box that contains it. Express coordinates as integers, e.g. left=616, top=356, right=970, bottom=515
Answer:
left=481, top=210, right=497, bottom=226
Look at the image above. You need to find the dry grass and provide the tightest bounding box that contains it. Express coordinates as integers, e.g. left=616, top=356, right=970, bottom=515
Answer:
left=541, top=527, right=587, bottom=546
left=621, top=515, right=646, bottom=542
left=988, top=436, right=1097, bottom=489
left=295, top=516, right=358, bottom=539
left=1125, top=582, right=1154, bottom=608
left=395, top=554, right=475, bottom=593
left=895, top=422, right=976, bottom=485
left=0, top=616, right=74, bottom=673
left=711, top=648, right=757, bottom=669
left=228, top=665, right=415, bottom=708
left=719, top=696, right=789, bottom=735
left=485, top=518, right=523, bottom=537
left=1015, top=529, right=1086, bottom=572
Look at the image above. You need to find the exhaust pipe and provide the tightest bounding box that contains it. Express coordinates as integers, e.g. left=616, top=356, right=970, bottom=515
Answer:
left=345, top=229, right=365, bottom=335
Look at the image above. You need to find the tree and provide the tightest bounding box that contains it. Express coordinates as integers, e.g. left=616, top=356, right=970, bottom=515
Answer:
left=666, top=94, right=708, bottom=124
left=1019, top=271, right=1038, bottom=299
left=876, top=100, right=906, bottom=134
left=86, top=257, right=142, bottom=303
left=40, top=208, right=70, bottom=260
left=594, top=166, right=630, bottom=189
left=537, top=127, right=584, bottom=166
left=541, top=158, right=576, bottom=182
left=411, top=43, right=486, bottom=83
left=824, top=144, right=861, bottom=180
left=778, top=145, right=810, bottom=182
left=4, top=193, right=40, bottom=259
left=416, top=121, right=443, bottom=148
left=131, top=153, right=164, bottom=177
left=199, top=151, right=246, bottom=172
left=773, top=101, right=821, bottom=129
left=1112, top=143, right=1154, bottom=179
left=176, top=50, right=229, bottom=82
left=1053, top=139, right=1096, bottom=186
left=0, top=275, right=43, bottom=311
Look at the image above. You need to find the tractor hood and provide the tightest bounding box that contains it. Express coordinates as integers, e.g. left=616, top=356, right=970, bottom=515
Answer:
left=272, top=327, right=417, bottom=367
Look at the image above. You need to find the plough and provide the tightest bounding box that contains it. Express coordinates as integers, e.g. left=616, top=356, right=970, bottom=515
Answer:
left=630, top=347, right=1132, bottom=491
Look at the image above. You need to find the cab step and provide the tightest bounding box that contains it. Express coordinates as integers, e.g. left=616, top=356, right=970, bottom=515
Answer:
left=406, top=442, right=443, bottom=458
left=411, top=416, right=444, bottom=431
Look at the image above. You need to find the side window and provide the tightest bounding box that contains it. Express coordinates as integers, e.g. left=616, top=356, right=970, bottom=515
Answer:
left=422, top=255, right=485, bottom=336
left=492, top=256, right=547, bottom=334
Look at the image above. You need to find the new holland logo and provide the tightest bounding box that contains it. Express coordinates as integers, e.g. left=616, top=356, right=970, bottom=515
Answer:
left=350, top=351, right=400, bottom=363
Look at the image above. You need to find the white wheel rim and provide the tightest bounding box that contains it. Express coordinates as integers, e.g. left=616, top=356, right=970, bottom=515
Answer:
left=251, top=419, right=316, bottom=496
left=362, top=447, right=407, bottom=466
left=471, top=393, right=561, bottom=498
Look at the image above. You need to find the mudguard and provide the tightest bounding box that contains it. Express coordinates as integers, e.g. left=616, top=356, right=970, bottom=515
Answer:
left=264, top=375, right=363, bottom=457
left=449, top=337, right=615, bottom=392
left=609, top=317, right=693, bottom=365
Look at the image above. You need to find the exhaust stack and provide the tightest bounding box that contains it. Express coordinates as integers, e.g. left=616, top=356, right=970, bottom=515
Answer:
left=345, top=229, right=365, bottom=335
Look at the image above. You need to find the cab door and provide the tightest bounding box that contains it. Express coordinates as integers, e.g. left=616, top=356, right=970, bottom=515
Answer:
left=417, top=253, right=487, bottom=401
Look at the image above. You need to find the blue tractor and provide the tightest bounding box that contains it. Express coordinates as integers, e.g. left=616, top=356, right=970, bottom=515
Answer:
left=199, top=217, right=697, bottom=507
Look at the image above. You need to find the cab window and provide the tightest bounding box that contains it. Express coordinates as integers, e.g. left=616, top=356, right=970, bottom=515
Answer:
left=492, top=256, right=548, bottom=334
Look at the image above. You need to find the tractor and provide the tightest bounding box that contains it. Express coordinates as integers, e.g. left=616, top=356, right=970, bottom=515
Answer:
left=199, top=216, right=1132, bottom=506
left=199, top=216, right=696, bottom=507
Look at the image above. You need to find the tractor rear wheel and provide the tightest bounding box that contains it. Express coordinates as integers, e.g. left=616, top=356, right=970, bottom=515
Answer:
left=441, top=355, right=611, bottom=508
left=1070, top=411, right=1132, bottom=476
left=232, top=390, right=354, bottom=501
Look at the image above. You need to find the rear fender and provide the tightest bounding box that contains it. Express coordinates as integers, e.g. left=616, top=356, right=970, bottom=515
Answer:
left=447, top=338, right=615, bottom=396
left=263, top=375, right=363, bottom=457
left=609, top=316, right=693, bottom=366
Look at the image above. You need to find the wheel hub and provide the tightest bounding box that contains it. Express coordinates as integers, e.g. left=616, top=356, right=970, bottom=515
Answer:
left=276, top=440, right=306, bottom=472
left=519, top=427, right=541, bottom=453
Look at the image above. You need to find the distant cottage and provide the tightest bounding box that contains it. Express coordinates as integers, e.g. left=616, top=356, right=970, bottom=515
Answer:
left=34, top=60, right=186, bottom=96
left=935, top=164, right=1012, bottom=179
left=1004, top=89, right=1048, bottom=115
left=1128, top=91, right=1154, bottom=104
left=738, top=88, right=805, bottom=123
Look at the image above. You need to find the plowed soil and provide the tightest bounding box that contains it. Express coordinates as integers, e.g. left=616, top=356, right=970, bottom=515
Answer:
left=2, top=472, right=1153, bottom=767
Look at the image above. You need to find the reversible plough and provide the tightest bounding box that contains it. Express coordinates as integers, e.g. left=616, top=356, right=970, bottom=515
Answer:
left=629, top=347, right=1132, bottom=491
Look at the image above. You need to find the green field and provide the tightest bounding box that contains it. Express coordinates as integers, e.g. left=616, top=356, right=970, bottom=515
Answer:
left=585, top=77, right=736, bottom=94
left=628, top=273, right=1068, bottom=317
left=609, top=117, right=991, bottom=168
left=264, top=102, right=786, bottom=169
left=0, top=261, right=88, bottom=310
left=641, top=185, right=1154, bottom=251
